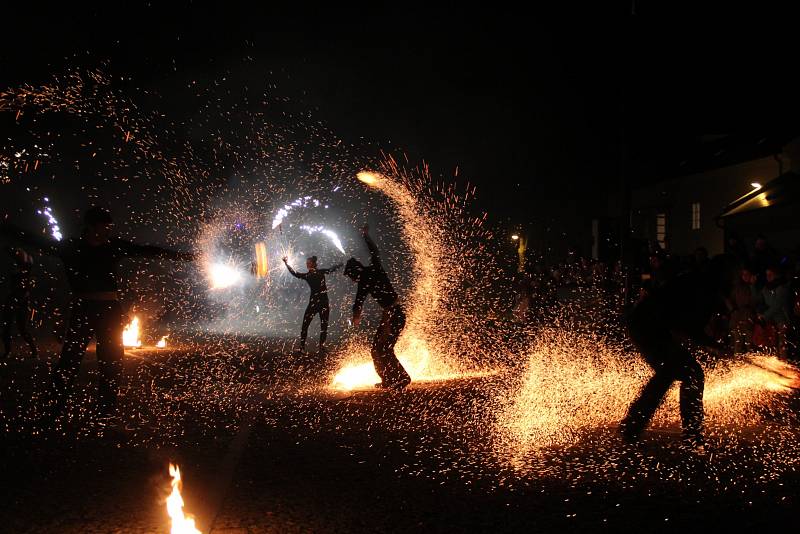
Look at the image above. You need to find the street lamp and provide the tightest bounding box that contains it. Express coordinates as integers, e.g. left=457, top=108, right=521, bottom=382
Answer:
left=511, top=234, right=519, bottom=241
left=751, top=182, right=762, bottom=189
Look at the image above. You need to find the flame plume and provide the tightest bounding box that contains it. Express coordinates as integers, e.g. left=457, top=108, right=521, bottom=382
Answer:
left=166, top=464, right=201, bottom=534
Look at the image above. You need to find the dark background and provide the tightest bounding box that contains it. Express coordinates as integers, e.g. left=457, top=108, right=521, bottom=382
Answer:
left=0, top=2, right=793, bottom=248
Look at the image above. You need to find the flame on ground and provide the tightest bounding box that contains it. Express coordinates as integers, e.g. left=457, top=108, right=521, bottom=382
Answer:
left=157, top=336, right=168, bottom=348
left=330, top=335, right=490, bottom=391
left=167, top=464, right=201, bottom=534
left=122, top=316, right=142, bottom=348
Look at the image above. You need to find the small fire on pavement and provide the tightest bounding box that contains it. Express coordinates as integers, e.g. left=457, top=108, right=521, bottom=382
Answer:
left=122, top=316, right=142, bottom=348
left=167, top=464, right=201, bottom=534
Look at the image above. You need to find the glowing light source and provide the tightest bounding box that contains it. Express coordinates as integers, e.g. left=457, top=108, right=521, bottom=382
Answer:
left=299, top=224, right=346, bottom=254
left=209, top=262, right=242, bottom=290
left=357, top=171, right=380, bottom=186
left=254, top=242, right=269, bottom=278
left=271, top=196, right=320, bottom=229
left=37, top=197, right=62, bottom=241
left=751, top=182, right=762, bottom=189
left=122, top=316, right=142, bottom=348
left=511, top=234, right=519, bottom=241
left=167, top=464, right=201, bottom=534
left=156, top=336, right=168, bottom=348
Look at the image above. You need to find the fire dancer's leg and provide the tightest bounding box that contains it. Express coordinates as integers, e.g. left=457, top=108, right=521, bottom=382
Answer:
left=371, top=309, right=393, bottom=385
left=620, top=326, right=679, bottom=441
left=318, top=299, right=330, bottom=350
left=371, top=306, right=409, bottom=388
left=51, top=301, right=93, bottom=414
left=300, top=302, right=315, bottom=351
left=674, top=349, right=704, bottom=445
left=94, top=301, right=125, bottom=416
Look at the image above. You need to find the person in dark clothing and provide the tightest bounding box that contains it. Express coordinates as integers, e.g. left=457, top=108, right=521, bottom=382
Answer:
left=620, top=255, right=735, bottom=449
left=2, top=207, right=195, bottom=418
left=2, top=247, right=38, bottom=359
left=283, top=255, right=342, bottom=353
left=752, top=234, right=778, bottom=289
left=343, top=225, right=410, bottom=390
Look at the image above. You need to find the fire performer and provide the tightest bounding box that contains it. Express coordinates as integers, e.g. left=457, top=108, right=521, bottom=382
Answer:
left=343, top=225, right=411, bottom=390
left=1, top=247, right=38, bottom=359
left=2, top=207, right=195, bottom=420
left=283, top=255, right=342, bottom=353
left=620, top=255, right=735, bottom=450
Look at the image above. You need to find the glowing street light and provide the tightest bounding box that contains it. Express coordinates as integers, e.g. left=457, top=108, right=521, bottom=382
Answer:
left=511, top=234, right=520, bottom=241
left=751, top=182, right=762, bottom=189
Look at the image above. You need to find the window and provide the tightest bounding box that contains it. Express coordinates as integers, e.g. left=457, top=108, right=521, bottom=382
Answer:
left=656, top=213, right=666, bottom=249
left=691, top=202, right=701, bottom=230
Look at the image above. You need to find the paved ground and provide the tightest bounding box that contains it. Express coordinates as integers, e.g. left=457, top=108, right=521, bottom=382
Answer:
left=1, top=335, right=799, bottom=533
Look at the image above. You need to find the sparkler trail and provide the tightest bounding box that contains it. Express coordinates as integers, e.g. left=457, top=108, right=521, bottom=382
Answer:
left=332, top=162, right=500, bottom=389
left=299, top=224, right=345, bottom=254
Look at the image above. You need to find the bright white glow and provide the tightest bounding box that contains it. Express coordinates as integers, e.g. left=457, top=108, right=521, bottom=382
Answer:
left=357, top=171, right=380, bottom=186
left=299, top=224, right=346, bottom=254
left=751, top=182, right=762, bottom=189
left=271, top=196, right=319, bottom=229
left=511, top=234, right=519, bottom=241
left=209, top=262, right=242, bottom=289
left=37, top=201, right=63, bottom=241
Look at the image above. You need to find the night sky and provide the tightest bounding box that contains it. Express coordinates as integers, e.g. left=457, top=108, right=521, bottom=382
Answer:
left=1, top=2, right=792, bottom=245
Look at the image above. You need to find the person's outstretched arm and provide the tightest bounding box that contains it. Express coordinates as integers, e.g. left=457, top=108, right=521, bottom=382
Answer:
left=117, top=239, right=195, bottom=261
left=282, top=256, right=306, bottom=279
left=0, top=221, right=62, bottom=257
left=361, top=225, right=382, bottom=269
left=320, top=263, right=344, bottom=275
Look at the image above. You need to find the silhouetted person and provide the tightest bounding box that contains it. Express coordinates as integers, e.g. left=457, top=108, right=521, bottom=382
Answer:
left=752, top=234, right=778, bottom=288
left=344, top=225, right=410, bottom=390
left=2, top=247, right=38, bottom=359
left=620, top=255, right=735, bottom=450
left=2, top=207, right=194, bottom=420
left=283, top=255, right=342, bottom=353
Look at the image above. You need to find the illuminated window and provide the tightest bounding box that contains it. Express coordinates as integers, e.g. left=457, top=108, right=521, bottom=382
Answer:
left=691, top=202, right=701, bottom=230
left=656, top=213, right=666, bottom=249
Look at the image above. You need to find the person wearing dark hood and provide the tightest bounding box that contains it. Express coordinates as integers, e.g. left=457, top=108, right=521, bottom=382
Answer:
left=620, top=254, right=736, bottom=451
left=2, top=207, right=195, bottom=421
left=1, top=247, right=38, bottom=359
left=343, top=225, right=410, bottom=390
left=283, top=255, right=342, bottom=354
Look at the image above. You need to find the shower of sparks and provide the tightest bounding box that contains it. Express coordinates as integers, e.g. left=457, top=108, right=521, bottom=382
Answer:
left=36, top=197, right=63, bottom=241
left=331, top=164, right=497, bottom=390
left=166, top=464, right=201, bottom=534
left=298, top=224, right=345, bottom=254
left=271, top=196, right=320, bottom=229
left=494, top=328, right=800, bottom=471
